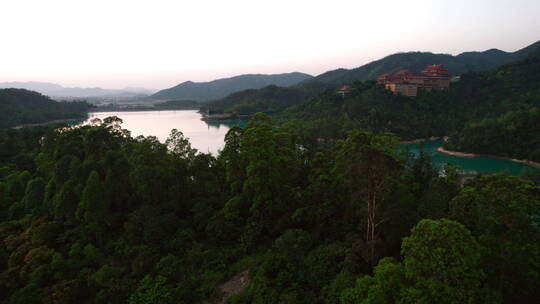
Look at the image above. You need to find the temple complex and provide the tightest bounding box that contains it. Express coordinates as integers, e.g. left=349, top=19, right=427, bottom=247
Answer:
left=377, top=65, right=450, bottom=97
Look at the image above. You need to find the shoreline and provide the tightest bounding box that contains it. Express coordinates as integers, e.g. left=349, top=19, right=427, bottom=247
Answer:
left=437, top=146, right=540, bottom=169
left=89, top=107, right=200, bottom=113
left=400, top=136, right=440, bottom=145
left=11, top=118, right=85, bottom=129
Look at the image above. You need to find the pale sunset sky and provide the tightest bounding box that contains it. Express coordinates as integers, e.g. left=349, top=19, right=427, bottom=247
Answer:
left=1, top=0, right=539, bottom=89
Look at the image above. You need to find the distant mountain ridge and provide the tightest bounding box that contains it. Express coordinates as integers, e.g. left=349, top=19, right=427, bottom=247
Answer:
left=300, top=40, right=540, bottom=86
left=151, top=72, right=313, bottom=101
left=0, top=81, right=154, bottom=99
left=202, top=40, right=540, bottom=116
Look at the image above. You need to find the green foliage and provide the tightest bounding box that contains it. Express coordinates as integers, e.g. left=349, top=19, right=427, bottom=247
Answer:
left=282, top=53, right=540, bottom=163
left=0, top=88, right=89, bottom=129
left=165, top=128, right=197, bottom=160
left=342, top=219, right=497, bottom=304
left=21, top=177, right=45, bottom=215
left=341, top=257, right=405, bottom=304
left=77, top=171, right=109, bottom=224
left=205, top=85, right=319, bottom=115
left=449, top=175, right=540, bottom=302
left=152, top=72, right=312, bottom=101
left=0, top=113, right=538, bottom=303
left=446, top=106, right=540, bottom=162
left=129, top=275, right=172, bottom=304
left=400, top=219, right=489, bottom=303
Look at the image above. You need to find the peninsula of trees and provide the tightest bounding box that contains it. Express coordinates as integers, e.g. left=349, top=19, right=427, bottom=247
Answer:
left=0, top=89, right=90, bottom=129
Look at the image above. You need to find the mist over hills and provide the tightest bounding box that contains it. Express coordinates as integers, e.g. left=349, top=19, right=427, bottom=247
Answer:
left=0, top=82, right=154, bottom=99
left=151, top=72, right=313, bottom=101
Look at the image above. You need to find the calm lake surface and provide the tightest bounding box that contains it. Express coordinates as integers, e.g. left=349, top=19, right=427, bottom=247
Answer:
left=85, top=110, right=537, bottom=174
left=85, top=110, right=238, bottom=155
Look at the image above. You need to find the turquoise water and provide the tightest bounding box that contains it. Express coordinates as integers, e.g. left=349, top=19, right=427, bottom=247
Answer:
left=401, top=139, right=538, bottom=175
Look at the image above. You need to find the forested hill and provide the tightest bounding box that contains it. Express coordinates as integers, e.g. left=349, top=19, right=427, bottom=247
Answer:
left=202, top=84, right=320, bottom=115
left=202, top=40, right=540, bottom=117
left=151, top=72, right=313, bottom=101
left=300, top=39, right=540, bottom=86
left=0, top=89, right=90, bottom=129
left=442, top=52, right=540, bottom=162
left=280, top=52, right=540, bottom=162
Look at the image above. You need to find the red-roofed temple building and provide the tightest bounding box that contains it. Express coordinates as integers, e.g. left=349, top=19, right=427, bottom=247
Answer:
left=337, top=85, right=353, bottom=97
left=377, top=65, right=450, bottom=97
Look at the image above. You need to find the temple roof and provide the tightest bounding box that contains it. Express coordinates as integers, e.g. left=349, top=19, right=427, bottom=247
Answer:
left=421, top=64, right=449, bottom=77
left=377, top=73, right=391, bottom=84
left=338, top=85, right=353, bottom=93
left=394, top=69, right=414, bottom=77
left=377, top=64, right=450, bottom=83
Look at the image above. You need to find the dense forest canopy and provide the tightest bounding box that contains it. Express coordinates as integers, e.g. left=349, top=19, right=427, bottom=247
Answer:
left=202, top=85, right=320, bottom=115
left=445, top=107, right=540, bottom=161
left=0, top=114, right=538, bottom=303
left=0, top=89, right=90, bottom=129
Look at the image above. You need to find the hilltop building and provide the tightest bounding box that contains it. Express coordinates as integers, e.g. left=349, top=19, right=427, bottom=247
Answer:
left=337, top=85, right=353, bottom=97
left=377, top=65, right=450, bottom=97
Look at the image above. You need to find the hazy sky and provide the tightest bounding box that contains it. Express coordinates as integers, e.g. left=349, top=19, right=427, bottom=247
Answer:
left=1, top=0, right=539, bottom=90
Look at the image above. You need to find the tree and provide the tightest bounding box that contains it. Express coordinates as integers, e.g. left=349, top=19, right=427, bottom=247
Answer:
left=336, top=130, right=401, bottom=267
left=21, top=177, right=45, bottom=215
left=240, top=113, right=297, bottom=248
left=341, top=219, right=495, bottom=304
left=417, top=165, right=460, bottom=220
left=400, top=219, right=492, bottom=304
left=129, top=275, right=172, bottom=304
left=340, top=257, right=405, bottom=304
left=219, top=126, right=245, bottom=194
left=165, top=129, right=197, bottom=160
left=449, top=175, right=540, bottom=302
left=76, top=171, right=109, bottom=224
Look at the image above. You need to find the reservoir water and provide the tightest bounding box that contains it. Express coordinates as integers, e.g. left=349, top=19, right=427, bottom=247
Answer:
left=85, top=110, right=538, bottom=175
left=86, top=110, right=235, bottom=155
left=401, top=138, right=537, bottom=175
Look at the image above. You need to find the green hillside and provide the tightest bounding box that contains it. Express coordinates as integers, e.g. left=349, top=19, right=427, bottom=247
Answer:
left=445, top=107, right=540, bottom=162
left=151, top=72, right=313, bottom=101
left=205, top=40, right=540, bottom=117
left=301, top=39, right=540, bottom=86
left=202, top=84, right=321, bottom=115
left=0, top=89, right=90, bottom=129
